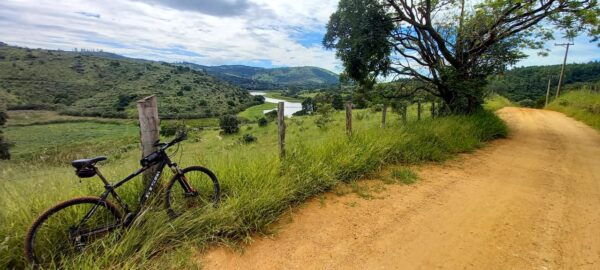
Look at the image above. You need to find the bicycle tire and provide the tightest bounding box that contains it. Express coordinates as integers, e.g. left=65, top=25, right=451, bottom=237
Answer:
left=165, top=166, right=220, bottom=218
left=24, top=196, right=122, bottom=267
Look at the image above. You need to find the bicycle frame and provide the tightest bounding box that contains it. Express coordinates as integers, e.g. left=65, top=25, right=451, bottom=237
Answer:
left=73, top=152, right=185, bottom=239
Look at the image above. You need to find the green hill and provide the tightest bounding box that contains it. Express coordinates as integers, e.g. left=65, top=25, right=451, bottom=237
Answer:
left=487, top=61, right=600, bottom=103
left=0, top=44, right=258, bottom=118
left=180, top=63, right=339, bottom=90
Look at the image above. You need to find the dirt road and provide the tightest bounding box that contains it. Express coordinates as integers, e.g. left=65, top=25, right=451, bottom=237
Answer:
left=202, top=108, right=600, bottom=269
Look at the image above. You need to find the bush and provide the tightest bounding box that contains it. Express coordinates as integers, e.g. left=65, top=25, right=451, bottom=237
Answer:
left=219, top=115, right=240, bottom=134
left=518, top=99, right=535, bottom=108
left=265, top=110, right=278, bottom=121
left=258, top=117, right=268, bottom=127
left=240, top=133, right=257, bottom=143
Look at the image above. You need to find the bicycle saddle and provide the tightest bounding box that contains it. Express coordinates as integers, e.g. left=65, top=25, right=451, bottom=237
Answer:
left=71, top=156, right=107, bottom=169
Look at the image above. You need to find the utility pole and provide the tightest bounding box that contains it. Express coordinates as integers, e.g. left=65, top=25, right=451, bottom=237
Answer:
left=545, top=76, right=553, bottom=107
left=555, top=42, right=573, bottom=98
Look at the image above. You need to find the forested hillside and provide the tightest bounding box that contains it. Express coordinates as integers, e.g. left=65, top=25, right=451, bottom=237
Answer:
left=180, top=63, right=339, bottom=90
left=487, top=62, right=600, bottom=103
left=0, top=44, right=257, bottom=118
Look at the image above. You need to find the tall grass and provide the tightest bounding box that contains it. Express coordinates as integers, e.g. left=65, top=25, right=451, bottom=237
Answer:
left=0, top=108, right=506, bottom=269
left=484, top=93, right=516, bottom=111
left=546, top=89, right=600, bottom=130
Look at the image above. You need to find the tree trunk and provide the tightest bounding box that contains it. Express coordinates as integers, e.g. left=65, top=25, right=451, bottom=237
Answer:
left=438, top=85, right=482, bottom=114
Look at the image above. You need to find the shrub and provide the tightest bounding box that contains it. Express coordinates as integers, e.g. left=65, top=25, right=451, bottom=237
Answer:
left=265, top=110, right=278, bottom=121
left=258, top=117, right=268, bottom=127
left=240, top=133, right=257, bottom=143
left=219, top=115, right=240, bottom=134
left=315, top=104, right=334, bottom=129
left=518, top=99, right=535, bottom=108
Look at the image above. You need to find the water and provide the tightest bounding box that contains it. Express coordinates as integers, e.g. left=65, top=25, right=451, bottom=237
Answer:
left=249, top=91, right=302, bottom=116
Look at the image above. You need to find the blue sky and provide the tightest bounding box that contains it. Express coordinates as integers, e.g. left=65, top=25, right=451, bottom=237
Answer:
left=0, top=0, right=597, bottom=73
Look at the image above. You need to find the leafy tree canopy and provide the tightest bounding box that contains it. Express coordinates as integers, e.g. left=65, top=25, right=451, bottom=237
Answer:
left=324, top=0, right=599, bottom=113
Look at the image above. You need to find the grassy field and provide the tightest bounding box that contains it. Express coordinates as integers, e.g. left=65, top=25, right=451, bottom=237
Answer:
left=264, top=91, right=304, bottom=102
left=237, top=102, right=277, bottom=120
left=0, top=106, right=507, bottom=269
left=483, top=94, right=516, bottom=111
left=546, top=89, right=600, bottom=130
left=6, top=110, right=133, bottom=127
left=5, top=122, right=139, bottom=161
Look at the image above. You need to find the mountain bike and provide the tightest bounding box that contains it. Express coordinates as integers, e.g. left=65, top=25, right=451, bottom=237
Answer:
left=24, top=131, right=220, bottom=267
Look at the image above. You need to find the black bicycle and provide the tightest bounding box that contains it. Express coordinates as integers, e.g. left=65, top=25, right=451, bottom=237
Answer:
left=24, top=131, right=220, bottom=267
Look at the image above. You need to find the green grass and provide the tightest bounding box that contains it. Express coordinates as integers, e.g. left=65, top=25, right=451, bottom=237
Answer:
left=6, top=110, right=133, bottom=126
left=484, top=94, right=516, bottom=111
left=388, top=167, right=418, bottom=184
left=237, top=102, right=277, bottom=120
left=0, top=108, right=507, bottom=269
left=5, top=121, right=139, bottom=162
left=546, top=89, right=600, bottom=130
left=264, top=91, right=304, bottom=102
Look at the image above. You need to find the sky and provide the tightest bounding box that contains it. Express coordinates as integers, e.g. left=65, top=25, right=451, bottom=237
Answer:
left=0, top=0, right=598, bottom=73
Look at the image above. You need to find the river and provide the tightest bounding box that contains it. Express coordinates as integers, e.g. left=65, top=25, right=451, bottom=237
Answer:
left=249, top=91, right=302, bottom=116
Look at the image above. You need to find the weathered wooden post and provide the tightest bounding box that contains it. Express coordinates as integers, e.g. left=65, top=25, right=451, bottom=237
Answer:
left=137, top=95, right=160, bottom=184
left=345, top=101, right=352, bottom=137
left=417, top=99, right=422, bottom=121
left=431, top=100, right=436, bottom=118
left=277, top=102, right=285, bottom=160
left=401, top=105, right=407, bottom=123
left=381, top=103, right=387, bottom=127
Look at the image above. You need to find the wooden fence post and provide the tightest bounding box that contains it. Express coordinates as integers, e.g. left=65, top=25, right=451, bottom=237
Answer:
left=277, top=102, right=285, bottom=160
left=431, top=100, right=436, bottom=118
left=381, top=103, right=387, bottom=128
left=402, top=105, right=407, bottom=123
left=137, top=95, right=160, bottom=184
left=345, top=101, right=352, bottom=137
left=417, top=100, right=422, bottom=121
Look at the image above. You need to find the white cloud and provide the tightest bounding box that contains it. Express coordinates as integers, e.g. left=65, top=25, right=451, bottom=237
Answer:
left=0, top=0, right=342, bottom=71
left=0, top=0, right=596, bottom=74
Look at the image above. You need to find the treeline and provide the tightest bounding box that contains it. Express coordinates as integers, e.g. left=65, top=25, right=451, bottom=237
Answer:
left=487, top=61, right=600, bottom=105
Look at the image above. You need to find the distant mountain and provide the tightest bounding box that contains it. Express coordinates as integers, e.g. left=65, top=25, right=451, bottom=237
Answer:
left=179, top=62, right=339, bottom=90
left=0, top=45, right=258, bottom=118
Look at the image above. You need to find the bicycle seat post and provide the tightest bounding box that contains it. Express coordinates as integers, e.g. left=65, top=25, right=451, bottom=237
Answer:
left=94, top=167, right=111, bottom=187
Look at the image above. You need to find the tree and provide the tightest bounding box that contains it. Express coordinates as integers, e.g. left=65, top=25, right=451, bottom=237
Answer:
left=331, top=93, right=345, bottom=110
left=219, top=115, right=240, bottom=134
left=324, top=0, right=599, bottom=113
left=301, top=97, right=316, bottom=113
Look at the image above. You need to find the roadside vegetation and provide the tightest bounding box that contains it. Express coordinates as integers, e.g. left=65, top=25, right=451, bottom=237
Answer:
left=0, top=105, right=506, bottom=269
left=546, top=89, right=600, bottom=130
left=484, top=94, right=516, bottom=111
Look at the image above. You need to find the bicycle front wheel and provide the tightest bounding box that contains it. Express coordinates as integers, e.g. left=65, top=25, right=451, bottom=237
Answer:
left=165, top=166, right=220, bottom=218
left=24, top=196, right=122, bottom=267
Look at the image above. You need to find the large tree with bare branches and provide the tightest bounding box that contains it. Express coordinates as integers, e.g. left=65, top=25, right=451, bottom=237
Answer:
left=324, top=0, right=599, bottom=113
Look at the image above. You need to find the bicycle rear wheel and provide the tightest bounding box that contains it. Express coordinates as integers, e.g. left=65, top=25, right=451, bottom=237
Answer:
left=24, top=196, right=122, bottom=267
left=165, top=166, right=220, bottom=218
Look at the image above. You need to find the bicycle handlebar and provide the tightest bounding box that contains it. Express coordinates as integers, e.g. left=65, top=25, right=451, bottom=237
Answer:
left=165, top=131, right=188, bottom=148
